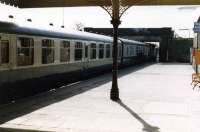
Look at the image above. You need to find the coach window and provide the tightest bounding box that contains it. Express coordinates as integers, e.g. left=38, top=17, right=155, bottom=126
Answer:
left=75, top=42, right=83, bottom=61
left=60, top=40, right=70, bottom=62
left=136, top=46, right=139, bottom=54
left=0, top=40, right=9, bottom=64
left=118, top=45, right=122, bottom=57
left=17, top=37, right=34, bottom=66
left=136, top=46, right=138, bottom=55
left=85, top=44, right=88, bottom=58
left=106, top=45, right=111, bottom=58
left=90, top=43, right=97, bottom=60
left=127, top=47, right=129, bottom=56
left=42, top=39, right=55, bottom=64
left=99, top=44, right=104, bottom=59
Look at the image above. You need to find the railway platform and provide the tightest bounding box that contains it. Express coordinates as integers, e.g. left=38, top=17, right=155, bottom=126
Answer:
left=0, top=63, right=200, bottom=132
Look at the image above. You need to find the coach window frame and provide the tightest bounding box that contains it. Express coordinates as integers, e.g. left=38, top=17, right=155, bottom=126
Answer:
left=118, top=43, right=122, bottom=58
left=90, top=43, right=97, bottom=60
left=41, top=39, right=55, bottom=64
left=0, top=34, right=1, bottom=65
left=84, top=42, right=89, bottom=59
left=0, top=34, right=10, bottom=68
left=127, top=46, right=129, bottom=57
left=60, top=40, right=70, bottom=63
left=106, top=44, right=111, bottom=58
left=99, top=43, right=104, bottom=59
left=17, top=37, right=34, bottom=66
left=74, top=41, right=83, bottom=62
left=133, top=44, right=137, bottom=56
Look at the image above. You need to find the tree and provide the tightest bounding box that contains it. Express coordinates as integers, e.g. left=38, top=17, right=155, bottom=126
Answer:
left=75, top=22, right=84, bottom=31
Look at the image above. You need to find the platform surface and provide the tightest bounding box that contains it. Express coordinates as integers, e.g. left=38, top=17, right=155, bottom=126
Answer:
left=0, top=63, right=200, bottom=132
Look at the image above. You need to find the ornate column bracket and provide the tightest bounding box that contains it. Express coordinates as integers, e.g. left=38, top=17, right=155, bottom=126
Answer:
left=101, top=6, right=113, bottom=18
left=0, top=0, right=19, bottom=6
left=101, top=0, right=131, bottom=19
left=118, top=0, right=131, bottom=19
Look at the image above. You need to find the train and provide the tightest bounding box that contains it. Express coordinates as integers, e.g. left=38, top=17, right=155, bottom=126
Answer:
left=0, top=21, right=157, bottom=104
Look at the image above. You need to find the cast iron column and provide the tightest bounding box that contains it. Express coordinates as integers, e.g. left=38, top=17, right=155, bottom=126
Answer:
left=102, top=0, right=130, bottom=101
left=110, top=19, right=121, bottom=101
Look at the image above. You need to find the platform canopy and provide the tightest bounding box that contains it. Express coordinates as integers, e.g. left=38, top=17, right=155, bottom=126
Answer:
left=1, top=0, right=200, bottom=8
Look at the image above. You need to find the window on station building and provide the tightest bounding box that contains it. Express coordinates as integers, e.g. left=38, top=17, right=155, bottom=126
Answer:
left=90, top=43, right=97, bottom=60
left=99, top=44, right=104, bottom=59
left=75, top=42, right=83, bottom=61
left=17, top=37, right=34, bottom=66
left=1, top=40, right=9, bottom=64
left=60, top=40, right=70, bottom=62
left=106, top=44, right=111, bottom=58
left=42, top=39, right=55, bottom=64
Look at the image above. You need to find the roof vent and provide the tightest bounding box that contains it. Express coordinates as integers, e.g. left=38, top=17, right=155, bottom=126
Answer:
left=8, top=15, right=14, bottom=19
left=49, top=23, right=54, bottom=26
left=27, top=19, right=32, bottom=22
left=61, top=25, right=65, bottom=28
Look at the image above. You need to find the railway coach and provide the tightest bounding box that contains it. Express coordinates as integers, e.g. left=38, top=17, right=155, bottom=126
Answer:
left=0, top=21, right=156, bottom=104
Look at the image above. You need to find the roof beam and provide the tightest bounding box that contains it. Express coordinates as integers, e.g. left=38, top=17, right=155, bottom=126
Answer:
left=18, top=0, right=112, bottom=8
left=1, top=0, right=200, bottom=8
left=122, top=0, right=200, bottom=6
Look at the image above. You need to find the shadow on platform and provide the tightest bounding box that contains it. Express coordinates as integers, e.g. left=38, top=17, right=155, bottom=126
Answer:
left=0, top=63, right=154, bottom=125
left=117, top=100, right=160, bottom=132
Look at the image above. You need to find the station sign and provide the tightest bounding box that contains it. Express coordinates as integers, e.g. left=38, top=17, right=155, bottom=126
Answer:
left=193, top=22, right=200, bottom=33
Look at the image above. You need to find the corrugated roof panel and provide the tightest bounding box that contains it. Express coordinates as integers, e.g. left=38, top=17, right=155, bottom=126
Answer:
left=0, top=21, right=146, bottom=45
left=122, top=0, right=200, bottom=6
left=1, top=0, right=200, bottom=8
left=0, top=21, right=113, bottom=43
left=18, top=0, right=111, bottom=8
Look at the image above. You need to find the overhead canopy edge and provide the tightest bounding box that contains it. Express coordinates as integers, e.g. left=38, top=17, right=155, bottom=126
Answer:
left=18, top=0, right=112, bottom=8
left=122, top=0, right=200, bottom=6
left=1, top=0, right=200, bottom=8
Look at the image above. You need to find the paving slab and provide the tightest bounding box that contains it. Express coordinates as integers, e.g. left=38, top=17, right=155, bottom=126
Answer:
left=0, top=63, right=200, bottom=132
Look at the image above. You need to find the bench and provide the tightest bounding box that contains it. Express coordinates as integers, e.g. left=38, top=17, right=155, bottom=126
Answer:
left=191, top=73, right=200, bottom=90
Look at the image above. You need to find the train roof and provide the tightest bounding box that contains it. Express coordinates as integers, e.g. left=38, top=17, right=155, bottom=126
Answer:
left=119, top=38, right=146, bottom=45
left=0, top=21, right=113, bottom=43
left=0, top=21, right=147, bottom=46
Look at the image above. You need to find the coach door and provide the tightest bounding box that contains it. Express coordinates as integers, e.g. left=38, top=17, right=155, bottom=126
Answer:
left=83, top=43, right=89, bottom=69
left=0, top=34, right=10, bottom=67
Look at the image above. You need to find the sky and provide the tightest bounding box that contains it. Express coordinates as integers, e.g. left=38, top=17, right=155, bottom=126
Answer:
left=0, top=3, right=200, bottom=38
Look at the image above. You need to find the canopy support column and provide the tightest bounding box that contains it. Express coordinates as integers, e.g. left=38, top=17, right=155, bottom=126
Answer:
left=102, top=0, right=130, bottom=101
left=110, top=18, right=121, bottom=101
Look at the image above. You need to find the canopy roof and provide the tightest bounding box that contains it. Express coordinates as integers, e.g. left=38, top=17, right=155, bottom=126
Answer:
left=1, top=0, right=200, bottom=8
